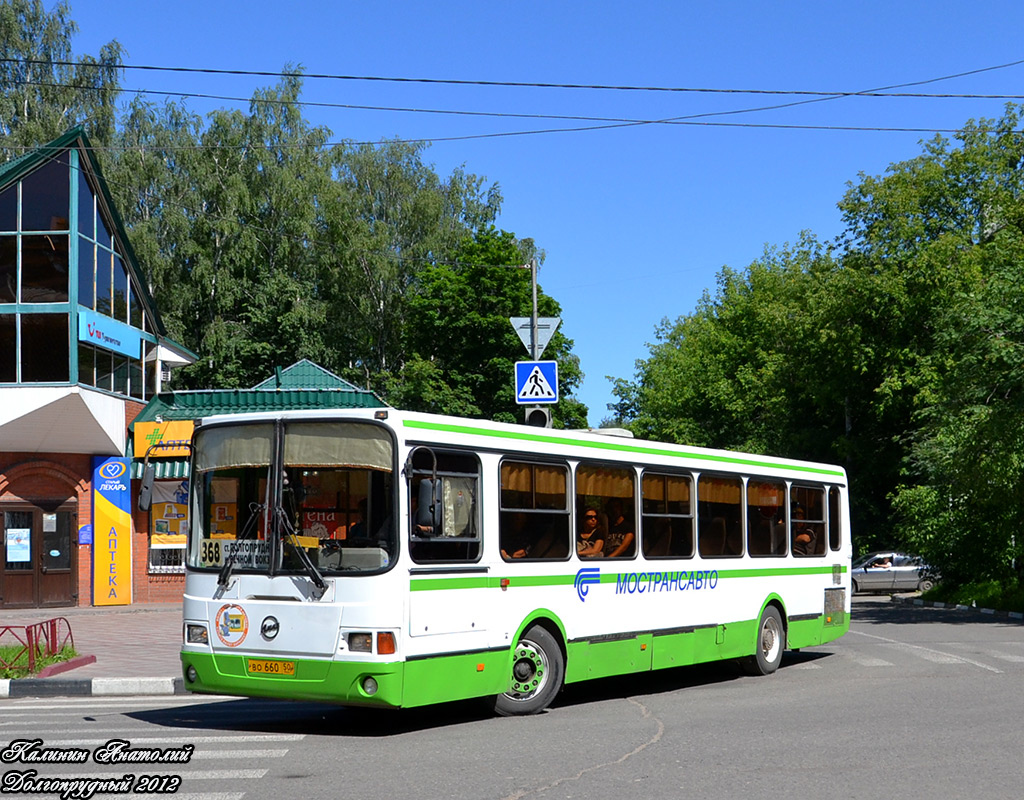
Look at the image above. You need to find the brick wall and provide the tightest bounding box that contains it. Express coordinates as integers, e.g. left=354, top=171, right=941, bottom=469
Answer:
left=130, top=481, right=186, bottom=603
left=1, top=454, right=185, bottom=607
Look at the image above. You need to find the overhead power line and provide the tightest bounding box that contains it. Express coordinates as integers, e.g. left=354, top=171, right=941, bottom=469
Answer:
left=4, top=56, right=1024, bottom=96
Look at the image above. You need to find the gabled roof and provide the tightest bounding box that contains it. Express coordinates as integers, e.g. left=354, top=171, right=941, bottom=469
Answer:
left=0, top=127, right=172, bottom=340
left=251, top=359, right=362, bottom=391
left=134, top=385, right=385, bottom=424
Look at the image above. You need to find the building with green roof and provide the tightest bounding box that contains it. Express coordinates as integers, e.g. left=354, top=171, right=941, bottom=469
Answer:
left=0, top=128, right=196, bottom=608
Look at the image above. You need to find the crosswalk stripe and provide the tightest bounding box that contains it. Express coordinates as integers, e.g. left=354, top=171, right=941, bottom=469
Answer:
left=42, top=734, right=305, bottom=745
left=40, top=770, right=267, bottom=780
left=848, top=630, right=1002, bottom=673
left=845, top=654, right=894, bottom=667
left=125, top=795, right=243, bottom=800
left=191, top=749, right=289, bottom=760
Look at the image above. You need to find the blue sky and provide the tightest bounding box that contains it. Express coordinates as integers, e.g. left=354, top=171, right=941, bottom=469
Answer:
left=71, top=1, right=1024, bottom=424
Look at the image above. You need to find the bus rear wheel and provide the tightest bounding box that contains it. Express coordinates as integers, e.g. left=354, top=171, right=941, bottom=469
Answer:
left=741, top=606, right=785, bottom=676
left=493, top=625, right=564, bottom=716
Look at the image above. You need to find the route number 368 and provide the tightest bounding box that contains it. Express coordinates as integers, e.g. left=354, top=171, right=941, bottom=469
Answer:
left=200, top=539, right=222, bottom=566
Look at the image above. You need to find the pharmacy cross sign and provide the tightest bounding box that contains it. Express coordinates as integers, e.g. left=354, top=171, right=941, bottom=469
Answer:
left=515, top=360, right=559, bottom=405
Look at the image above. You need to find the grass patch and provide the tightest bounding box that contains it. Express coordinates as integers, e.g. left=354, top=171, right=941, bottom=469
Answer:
left=0, top=643, right=78, bottom=679
left=921, top=578, right=1024, bottom=614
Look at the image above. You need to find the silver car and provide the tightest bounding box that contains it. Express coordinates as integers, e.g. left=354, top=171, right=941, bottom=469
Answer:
left=851, top=551, right=936, bottom=594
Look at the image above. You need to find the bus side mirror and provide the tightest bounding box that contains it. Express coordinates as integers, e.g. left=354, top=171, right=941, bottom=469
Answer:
left=138, top=463, right=156, bottom=511
left=417, top=479, right=443, bottom=534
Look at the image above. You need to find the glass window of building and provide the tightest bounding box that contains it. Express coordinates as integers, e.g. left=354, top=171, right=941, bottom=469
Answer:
left=0, top=182, right=16, bottom=231
left=129, top=283, right=143, bottom=330
left=20, top=158, right=69, bottom=233
left=77, top=171, right=93, bottom=237
left=0, top=236, right=15, bottom=303
left=77, top=236, right=94, bottom=308
left=112, top=353, right=128, bottom=394
left=113, top=254, right=128, bottom=322
left=78, top=342, right=95, bottom=386
left=20, top=314, right=68, bottom=382
left=95, top=248, right=111, bottom=316
left=95, top=348, right=113, bottom=391
left=97, top=214, right=111, bottom=249
left=21, top=234, right=68, bottom=303
left=0, top=314, right=14, bottom=382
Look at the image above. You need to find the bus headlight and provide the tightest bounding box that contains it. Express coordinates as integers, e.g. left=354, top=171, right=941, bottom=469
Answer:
left=185, top=665, right=198, bottom=683
left=362, top=676, right=378, bottom=695
left=348, top=633, right=373, bottom=652
left=185, top=624, right=209, bottom=645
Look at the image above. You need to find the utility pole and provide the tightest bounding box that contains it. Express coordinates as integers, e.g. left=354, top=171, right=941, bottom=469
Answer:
left=531, top=257, right=539, bottom=360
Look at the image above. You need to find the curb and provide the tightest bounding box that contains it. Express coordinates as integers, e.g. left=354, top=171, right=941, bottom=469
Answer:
left=0, top=676, right=185, bottom=699
left=891, top=594, right=1024, bottom=622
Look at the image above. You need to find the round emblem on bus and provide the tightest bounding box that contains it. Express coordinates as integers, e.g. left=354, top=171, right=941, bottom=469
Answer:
left=260, top=616, right=280, bottom=640
left=214, top=604, right=249, bottom=647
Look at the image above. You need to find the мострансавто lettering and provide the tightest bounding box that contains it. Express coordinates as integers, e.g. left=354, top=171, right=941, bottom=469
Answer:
left=615, top=570, right=718, bottom=594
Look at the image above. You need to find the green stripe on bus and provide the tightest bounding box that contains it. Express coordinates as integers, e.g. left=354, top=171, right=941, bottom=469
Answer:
left=402, top=418, right=846, bottom=477
left=410, top=564, right=846, bottom=591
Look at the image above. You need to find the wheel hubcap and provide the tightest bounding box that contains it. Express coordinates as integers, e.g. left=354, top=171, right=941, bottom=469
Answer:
left=505, top=640, right=548, bottom=700
left=761, top=617, right=781, bottom=663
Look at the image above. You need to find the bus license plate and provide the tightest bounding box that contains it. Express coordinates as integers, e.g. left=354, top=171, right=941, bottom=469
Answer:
left=247, top=658, right=296, bottom=677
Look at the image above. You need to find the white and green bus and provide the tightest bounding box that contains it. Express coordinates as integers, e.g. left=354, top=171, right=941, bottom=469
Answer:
left=180, top=408, right=850, bottom=715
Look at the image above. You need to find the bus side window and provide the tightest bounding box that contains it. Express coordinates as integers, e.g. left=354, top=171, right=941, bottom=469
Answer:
left=408, top=449, right=481, bottom=564
left=747, top=479, right=786, bottom=557
left=576, top=462, right=636, bottom=559
left=641, top=472, right=694, bottom=559
left=828, top=486, right=842, bottom=551
left=791, top=485, right=826, bottom=557
left=499, top=461, right=570, bottom=561
left=697, top=475, right=743, bottom=558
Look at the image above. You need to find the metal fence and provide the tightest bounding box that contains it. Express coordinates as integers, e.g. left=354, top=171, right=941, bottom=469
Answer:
left=0, top=618, right=74, bottom=673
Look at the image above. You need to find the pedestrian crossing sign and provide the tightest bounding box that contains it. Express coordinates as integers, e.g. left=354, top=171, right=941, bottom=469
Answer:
left=515, top=360, right=559, bottom=405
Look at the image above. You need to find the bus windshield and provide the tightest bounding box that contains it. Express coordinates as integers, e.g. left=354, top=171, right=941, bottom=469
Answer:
left=187, top=420, right=396, bottom=575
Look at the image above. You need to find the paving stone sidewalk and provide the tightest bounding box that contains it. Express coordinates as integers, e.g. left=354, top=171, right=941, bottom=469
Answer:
left=1, top=602, right=184, bottom=698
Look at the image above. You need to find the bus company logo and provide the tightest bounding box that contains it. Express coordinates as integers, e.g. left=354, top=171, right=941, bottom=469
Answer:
left=215, top=604, right=249, bottom=647
left=574, top=568, right=601, bottom=602
left=98, top=462, right=127, bottom=480
left=260, top=616, right=280, bottom=640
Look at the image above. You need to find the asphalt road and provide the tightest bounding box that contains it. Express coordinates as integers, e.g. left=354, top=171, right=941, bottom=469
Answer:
left=2, top=597, right=1022, bottom=799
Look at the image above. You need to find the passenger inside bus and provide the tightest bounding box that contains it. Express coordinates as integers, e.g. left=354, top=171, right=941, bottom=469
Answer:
left=577, top=508, right=605, bottom=557
left=603, top=498, right=635, bottom=558
left=500, top=512, right=532, bottom=559
left=791, top=504, right=814, bottom=555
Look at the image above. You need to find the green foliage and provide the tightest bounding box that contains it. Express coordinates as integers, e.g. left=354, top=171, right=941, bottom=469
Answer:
left=0, top=0, right=122, bottom=151
left=0, top=643, right=77, bottom=678
left=0, top=1, right=590, bottom=424
left=616, top=104, right=1024, bottom=585
left=388, top=228, right=586, bottom=427
left=923, top=579, right=1024, bottom=615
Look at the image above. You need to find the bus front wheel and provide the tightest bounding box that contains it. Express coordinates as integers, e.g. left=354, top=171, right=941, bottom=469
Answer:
left=741, top=606, right=785, bottom=676
left=493, top=625, right=564, bottom=716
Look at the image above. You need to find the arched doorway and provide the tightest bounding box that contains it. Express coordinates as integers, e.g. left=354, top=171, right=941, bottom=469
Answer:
left=0, top=463, right=83, bottom=608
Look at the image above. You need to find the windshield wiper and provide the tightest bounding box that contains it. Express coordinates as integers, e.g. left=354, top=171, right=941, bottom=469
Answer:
left=279, top=507, right=328, bottom=596
left=218, top=502, right=263, bottom=589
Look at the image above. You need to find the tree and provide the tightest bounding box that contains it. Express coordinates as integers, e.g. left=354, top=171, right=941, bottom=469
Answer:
left=385, top=227, right=587, bottom=427
left=0, top=0, right=122, bottom=155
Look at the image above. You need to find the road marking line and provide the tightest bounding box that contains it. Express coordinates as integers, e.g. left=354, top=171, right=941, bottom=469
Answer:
left=845, top=654, right=894, bottom=667
left=42, top=770, right=267, bottom=780
left=42, top=734, right=305, bottom=745
left=192, top=749, right=289, bottom=759
left=849, top=630, right=1002, bottom=673
left=125, top=795, right=243, bottom=800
